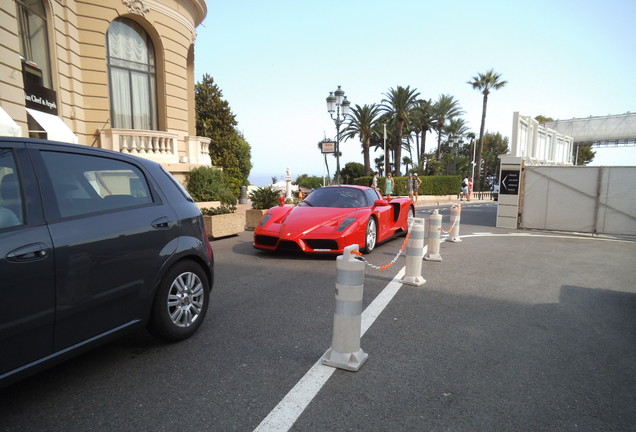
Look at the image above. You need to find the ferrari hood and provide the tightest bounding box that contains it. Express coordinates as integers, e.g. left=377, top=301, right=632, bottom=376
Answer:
left=280, top=206, right=360, bottom=235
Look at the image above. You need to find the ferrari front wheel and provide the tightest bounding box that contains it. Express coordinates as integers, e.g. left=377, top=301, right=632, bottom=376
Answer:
left=363, top=217, right=377, bottom=253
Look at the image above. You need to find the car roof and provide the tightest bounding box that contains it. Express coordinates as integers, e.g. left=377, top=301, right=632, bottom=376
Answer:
left=0, top=137, right=159, bottom=168
left=321, top=184, right=371, bottom=191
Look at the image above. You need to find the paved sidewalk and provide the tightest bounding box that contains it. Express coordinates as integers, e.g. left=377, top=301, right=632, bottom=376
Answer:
left=411, top=193, right=494, bottom=207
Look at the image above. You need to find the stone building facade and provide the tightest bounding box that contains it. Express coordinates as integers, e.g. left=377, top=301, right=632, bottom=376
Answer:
left=0, top=0, right=210, bottom=181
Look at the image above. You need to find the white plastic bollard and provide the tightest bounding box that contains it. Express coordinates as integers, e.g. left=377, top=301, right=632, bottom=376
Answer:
left=321, top=244, right=368, bottom=371
left=424, top=209, right=443, bottom=262
left=445, top=204, right=462, bottom=243
left=400, top=218, right=426, bottom=286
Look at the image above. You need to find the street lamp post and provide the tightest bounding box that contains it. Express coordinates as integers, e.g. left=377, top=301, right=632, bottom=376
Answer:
left=325, top=85, right=350, bottom=183
left=470, top=136, right=477, bottom=183
left=449, top=135, right=463, bottom=175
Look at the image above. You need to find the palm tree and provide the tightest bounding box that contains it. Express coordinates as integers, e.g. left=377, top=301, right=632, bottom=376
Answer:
left=424, top=152, right=444, bottom=176
left=441, top=118, right=469, bottom=175
left=481, top=132, right=509, bottom=185
left=466, top=131, right=476, bottom=177
left=402, top=156, right=413, bottom=174
left=445, top=117, right=469, bottom=143
left=380, top=86, right=420, bottom=175
left=468, top=68, right=507, bottom=190
left=370, top=115, right=395, bottom=174
left=342, top=104, right=382, bottom=176
left=374, top=156, right=384, bottom=176
left=410, top=99, right=434, bottom=169
left=432, top=94, right=464, bottom=159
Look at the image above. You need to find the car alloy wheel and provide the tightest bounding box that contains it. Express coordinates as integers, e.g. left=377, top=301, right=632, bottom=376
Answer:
left=149, top=260, right=210, bottom=341
left=363, top=217, right=377, bottom=253
left=168, top=271, right=205, bottom=328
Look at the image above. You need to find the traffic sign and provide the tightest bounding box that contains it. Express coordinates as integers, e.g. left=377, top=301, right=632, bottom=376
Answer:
left=500, top=170, right=520, bottom=195
left=320, top=139, right=335, bottom=154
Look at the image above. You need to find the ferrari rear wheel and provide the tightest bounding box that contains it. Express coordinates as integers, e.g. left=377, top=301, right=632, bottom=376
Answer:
left=363, top=217, right=377, bottom=253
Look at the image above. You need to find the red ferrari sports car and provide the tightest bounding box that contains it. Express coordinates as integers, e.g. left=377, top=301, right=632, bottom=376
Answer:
left=253, top=185, right=414, bottom=254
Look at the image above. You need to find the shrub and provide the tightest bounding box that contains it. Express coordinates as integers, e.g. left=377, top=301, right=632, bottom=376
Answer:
left=186, top=166, right=237, bottom=205
left=295, top=174, right=324, bottom=189
left=353, top=175, right=462, bottom=195
left=419, top=175, right=462, bottom=195
left=200, top=205, right=237, bottom=215
left=248, top=186, right=279, bottom=209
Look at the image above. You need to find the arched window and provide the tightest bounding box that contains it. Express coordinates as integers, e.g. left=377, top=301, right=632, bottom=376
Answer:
left=106, top=18, right=157, bottom=130
left=16, top=0, right=53, bottom=89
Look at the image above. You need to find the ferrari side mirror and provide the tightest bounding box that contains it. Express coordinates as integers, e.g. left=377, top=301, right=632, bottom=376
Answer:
left=373, top=199, right=390, bottom=207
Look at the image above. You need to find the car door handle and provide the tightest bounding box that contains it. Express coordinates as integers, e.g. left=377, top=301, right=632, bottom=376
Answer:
left=151, top=216, right=174, bottom=229
left=7, top=242, right=50, bottom=262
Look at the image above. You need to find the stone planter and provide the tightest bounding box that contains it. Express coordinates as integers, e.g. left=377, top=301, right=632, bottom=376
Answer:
left=195, top=201, right=221, bottom=211
left=203, top=213, right=245, bottom=239
left=245, top=209, right=268, bottom=231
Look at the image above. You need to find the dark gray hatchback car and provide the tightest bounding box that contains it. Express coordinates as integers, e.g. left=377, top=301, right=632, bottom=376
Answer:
left=0, top=138, right=214, bottom=388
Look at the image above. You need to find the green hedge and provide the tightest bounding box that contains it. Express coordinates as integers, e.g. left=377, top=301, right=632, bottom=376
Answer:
left=186, top=166, right=237, bottom=204
left=354, top=175, right=462, bottom=196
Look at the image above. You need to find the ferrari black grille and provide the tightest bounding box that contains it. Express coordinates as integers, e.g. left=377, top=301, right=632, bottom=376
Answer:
left=278, top=241, right=302, bottom=251
left=255, top=235, right=278, bottom=247
left=305, top=239, right=338, bottom=250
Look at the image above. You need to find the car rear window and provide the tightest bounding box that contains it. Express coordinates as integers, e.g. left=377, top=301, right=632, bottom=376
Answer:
left=40, top=151, right=153, bottom=218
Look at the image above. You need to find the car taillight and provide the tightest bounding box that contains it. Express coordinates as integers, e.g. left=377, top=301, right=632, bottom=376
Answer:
left=202, top=222, right=214, bottom=260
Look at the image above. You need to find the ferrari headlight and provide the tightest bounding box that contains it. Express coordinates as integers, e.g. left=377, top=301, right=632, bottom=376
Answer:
left=258, top=214, right=272, bottom=227
left=336, top=217, right=356, bottom=232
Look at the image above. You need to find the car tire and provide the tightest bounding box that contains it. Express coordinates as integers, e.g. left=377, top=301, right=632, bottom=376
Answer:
left=149, top=260, right=210, bottom=342
left=362, top=217, right=377, bottom=254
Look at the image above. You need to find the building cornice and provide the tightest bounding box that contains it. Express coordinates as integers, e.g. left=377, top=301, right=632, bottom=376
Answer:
left=140, top=0, right=207, bottom=41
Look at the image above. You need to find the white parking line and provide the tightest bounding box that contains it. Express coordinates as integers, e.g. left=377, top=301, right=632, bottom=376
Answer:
left=462, top=232, right=633, bottom=243
left=253, top=266, right=408, bottom=432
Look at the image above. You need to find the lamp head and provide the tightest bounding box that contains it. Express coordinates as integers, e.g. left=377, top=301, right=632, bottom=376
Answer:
left=326, top=92, right=336, bottom=113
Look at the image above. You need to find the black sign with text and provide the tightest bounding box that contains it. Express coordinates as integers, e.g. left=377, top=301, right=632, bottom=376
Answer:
left=24, top=82, right=58, bottom=116
left=500, top=170, right=520, bottom=195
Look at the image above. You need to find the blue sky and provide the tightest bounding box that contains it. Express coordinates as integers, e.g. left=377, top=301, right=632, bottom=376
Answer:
left=195, top=0, right=636, bottom=185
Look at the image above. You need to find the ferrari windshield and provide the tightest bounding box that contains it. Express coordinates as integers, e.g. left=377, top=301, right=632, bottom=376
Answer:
left=302, top=187, right=369, bottom=208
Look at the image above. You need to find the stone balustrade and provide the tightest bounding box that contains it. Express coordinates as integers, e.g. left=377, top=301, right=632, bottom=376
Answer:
left=100, top=129, right=211, bottom=166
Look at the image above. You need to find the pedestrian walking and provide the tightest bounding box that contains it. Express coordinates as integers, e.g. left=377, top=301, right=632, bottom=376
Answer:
left=413, top=173, right=421, bottom=203
left=407, top=173, right=414, bottom=199
left=385, top=172, right=394, bottom=199
left=461, top=176, right=469, bottom=201
left=371, top=172, right=379, bottom=192
left=467, top=177, right=473, bottom=201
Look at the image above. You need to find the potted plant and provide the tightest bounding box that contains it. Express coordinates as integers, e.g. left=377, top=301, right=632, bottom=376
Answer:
left=200, top=205, right=244, bottom=238
left=246, top=186, right=280, bottom=230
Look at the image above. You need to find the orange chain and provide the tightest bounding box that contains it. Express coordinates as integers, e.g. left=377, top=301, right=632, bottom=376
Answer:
left=353, top=223, right=413, bottom=270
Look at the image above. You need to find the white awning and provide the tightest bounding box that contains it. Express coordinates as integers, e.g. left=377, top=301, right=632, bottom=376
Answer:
left=26, top=108, right=78, bottom=144
left=0, top=106, right=22, bottom=137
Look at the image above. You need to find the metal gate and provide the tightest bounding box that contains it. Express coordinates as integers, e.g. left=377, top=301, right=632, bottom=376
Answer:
left=521, top=166, right=636, bottom=235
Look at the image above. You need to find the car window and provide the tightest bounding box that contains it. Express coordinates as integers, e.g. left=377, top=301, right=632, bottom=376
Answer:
left=0, top=149, right=23, bottom=229
left=364, top=189, right=381, bottom=205
left=302, top=187, right=367, bottom=208
left=160, top=165, right=194, bottom=202
left=40, top=151, right=153, bottom=218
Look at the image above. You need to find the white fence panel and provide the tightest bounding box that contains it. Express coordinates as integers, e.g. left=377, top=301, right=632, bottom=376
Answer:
left=521, top=166, right=636, bottom=235
left=597, top=167, right=636, bottom=235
